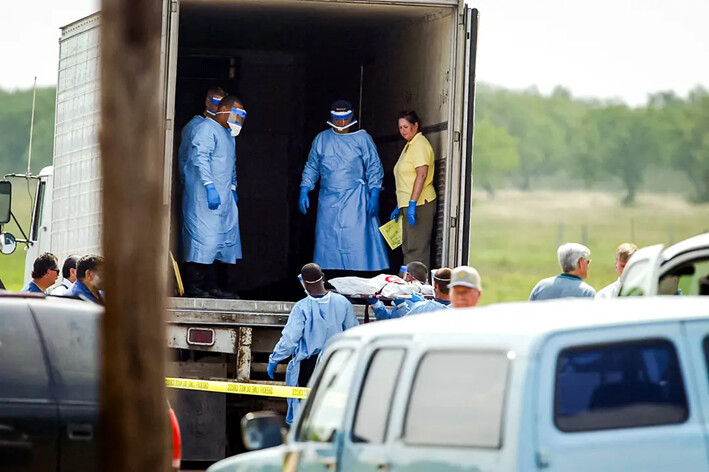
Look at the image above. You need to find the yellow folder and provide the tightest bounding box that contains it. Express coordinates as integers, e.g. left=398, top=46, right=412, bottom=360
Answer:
left=379, top=218, right=402, bottom=250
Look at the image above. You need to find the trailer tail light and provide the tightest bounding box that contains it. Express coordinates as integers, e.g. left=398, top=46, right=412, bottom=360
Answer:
left=187, top=327, right=215, bottom=346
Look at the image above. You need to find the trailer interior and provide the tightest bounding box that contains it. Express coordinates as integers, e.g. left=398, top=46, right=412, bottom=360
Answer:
left=171, top=0, right=459, bottom=300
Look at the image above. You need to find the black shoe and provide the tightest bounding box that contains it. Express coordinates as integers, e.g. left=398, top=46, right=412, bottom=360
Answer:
left=207, top=288, right=237, bottom=299
left=184, top=286, right=211, bottom=298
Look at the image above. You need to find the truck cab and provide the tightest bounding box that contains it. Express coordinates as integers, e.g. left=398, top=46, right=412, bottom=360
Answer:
left=620, top=232, right=709, bottom=296
left=209, top=297, right=709, bottom=472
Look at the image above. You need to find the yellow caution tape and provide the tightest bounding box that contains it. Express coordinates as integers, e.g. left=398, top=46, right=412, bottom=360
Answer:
left=166, top=377, right=310, bottom=399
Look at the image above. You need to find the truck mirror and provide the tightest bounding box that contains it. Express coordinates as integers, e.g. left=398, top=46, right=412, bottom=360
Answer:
left=240, top=411, right=286, bottom=451
left=0, top=180, right=11, bottom=224
left=1, top=232, right=17, bottom=255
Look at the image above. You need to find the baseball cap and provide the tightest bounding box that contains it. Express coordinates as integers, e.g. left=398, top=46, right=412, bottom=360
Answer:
left=449, top=266, right=482, bottom=290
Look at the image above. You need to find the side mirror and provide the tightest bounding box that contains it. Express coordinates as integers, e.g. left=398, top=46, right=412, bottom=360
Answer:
left=0, top=233, right=17, bottom=255
left=0, top=180, right=11, bottom=224
left=241, top=411, right=286, bottom=451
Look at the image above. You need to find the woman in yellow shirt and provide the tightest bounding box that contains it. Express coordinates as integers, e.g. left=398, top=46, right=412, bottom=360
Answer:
left=390, top=110, right=436, bottom=268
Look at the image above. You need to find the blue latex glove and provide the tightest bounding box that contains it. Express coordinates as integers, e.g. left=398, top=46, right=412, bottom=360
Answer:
left=366, top=188, right=380, bottom=217
left=232, top=189, right=238, bottom=205
left=407, top=200, right=417, bottom=226
left=390, top=207, right=400, bottom=222
left=298, top=187, right=310, bottom=215
left=205, top=183, right=221, bottom=210
left=411, top=292, right=425, bottom=303
left=367, top=298, right=379, bottom=305
left=393, top=298, right=407, bottom=306
left=267, top=361, right=278, bottom=380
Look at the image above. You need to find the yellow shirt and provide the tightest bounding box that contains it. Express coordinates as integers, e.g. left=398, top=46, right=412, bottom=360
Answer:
left=393, top=132, right=437, bottom=208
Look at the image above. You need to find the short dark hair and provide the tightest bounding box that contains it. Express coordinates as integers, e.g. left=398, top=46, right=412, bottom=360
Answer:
left=397, top=110, right=421, bottom=127
left=219, top=95, right=243, bottom=111
left=206, top=86, right=226, bottom=99
left=76, top=255, right=104, bottom=280
left=61, top=254, right=80, bottom=279
left=32, top=253, right=58, bottom=279
left=407, top=261, right=428, bottom=284
left=301, top=263, right=324, bottom=285
left=433, top=268, right=451, bottom=295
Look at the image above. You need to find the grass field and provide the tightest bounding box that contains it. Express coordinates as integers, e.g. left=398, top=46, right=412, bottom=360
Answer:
left=470, top=190, right=709, bottom=305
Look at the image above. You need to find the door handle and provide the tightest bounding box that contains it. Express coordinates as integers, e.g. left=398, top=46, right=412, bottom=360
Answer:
left=67, top=423, right=94, bottom=440
left=318, top=457, right=336, bottom=471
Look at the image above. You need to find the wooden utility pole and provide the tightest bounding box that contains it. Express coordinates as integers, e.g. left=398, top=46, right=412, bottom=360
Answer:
left=100, top=0, right=169, bottom=470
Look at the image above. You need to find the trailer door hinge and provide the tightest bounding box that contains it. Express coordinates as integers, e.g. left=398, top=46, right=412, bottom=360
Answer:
left=454, top=131, right=461, bottom=142
left=171, top=0, right=178, bottom=12
left=165, top=119, right=173, bottom=130
left=451, top=216, right=458, bottom=228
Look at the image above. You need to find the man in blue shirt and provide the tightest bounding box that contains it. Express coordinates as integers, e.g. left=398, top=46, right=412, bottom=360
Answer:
left=66, top=255, right=104, bottom=305
left=22, top=253, right=59, bottom=294
left=529, top=243, right=596, bottom=301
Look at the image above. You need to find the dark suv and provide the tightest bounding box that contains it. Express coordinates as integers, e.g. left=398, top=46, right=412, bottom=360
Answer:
left=0, top=293, right=181, bottom=471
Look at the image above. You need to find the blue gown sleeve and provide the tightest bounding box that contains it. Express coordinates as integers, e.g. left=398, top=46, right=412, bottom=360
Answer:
left=361, top=132, right=384, bottom=191
left=370, top=300, right=392, bottom=321
left=300, top=135, right=322, bottom=191
left=232, top=146, right=237, bottom=190
left=269, top=304, right=306, bottom=363
left=342, top=301, right=359, bottom=330
left=390, top=300, right=411, bottom=319
left=191, top=122, right=217, bottom=186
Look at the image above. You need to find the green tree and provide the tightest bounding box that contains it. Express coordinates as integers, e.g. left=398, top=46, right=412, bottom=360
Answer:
left=0, top=87, right=56, bottom=177
left=473, top=119, right=519, bottom=196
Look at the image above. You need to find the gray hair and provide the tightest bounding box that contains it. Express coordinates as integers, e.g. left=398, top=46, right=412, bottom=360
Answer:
left=557, top=243, right=591, bottom=273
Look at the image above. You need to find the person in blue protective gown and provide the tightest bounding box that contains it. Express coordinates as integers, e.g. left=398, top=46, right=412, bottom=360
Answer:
left=177, top=86, right=225, bottom=186
left=367, top=261, right=430, bottom=319
left=299, top=99, right=389, bottom=272
left=267, top=263, right=359, bottom=424
left=181, top=95, right=245, bottom=298
left=406, top=267, right=452, bottom=316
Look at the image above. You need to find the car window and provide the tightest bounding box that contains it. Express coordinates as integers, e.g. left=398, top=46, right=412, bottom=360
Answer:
left=0, top=303, right=51, bottom=399
left=404, top=351, right=509, bottom=448
left=296, top=349, right=357, bottom=443
left=555, top=339, right=688, bottom=432
left=352, top=348, right=406, bottom=444
left=33, top=306, right=100, bottom=402
left=619, top=259, right=650, bottom=296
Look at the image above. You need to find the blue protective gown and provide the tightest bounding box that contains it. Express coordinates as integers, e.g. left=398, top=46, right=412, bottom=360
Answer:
left=177, top=115, right=204, bottom=185
left=301, top=129, right=389, bottom=271
left=268, top=292, right=359, bottom=424
left=370, top=299, right=415, bottom=320
left=405, top=299, right=451, bottom=316
left=182, top=118, right=242, bottom=264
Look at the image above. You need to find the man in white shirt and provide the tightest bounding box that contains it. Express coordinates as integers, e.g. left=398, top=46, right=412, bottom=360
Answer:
left=50, top=254, right=80, bottom=296
left=595, top=243, right=637, bottom=299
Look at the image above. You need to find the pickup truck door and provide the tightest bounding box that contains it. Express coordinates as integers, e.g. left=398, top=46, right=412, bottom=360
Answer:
left=681, top=320, right=709, bottom=459
left=292, top=346, right=360, bottom=472
left=32, top=304, right=102, bottom=472
left=338, top=344, right=408, bottom=472
left=536, top=323, right=709, bottom=472
left=618, top=244, right=664, bottom=296
left=0, top=300, right=58, bottom=471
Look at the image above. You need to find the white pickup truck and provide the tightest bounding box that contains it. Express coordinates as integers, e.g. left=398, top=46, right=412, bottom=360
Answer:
left=211, top=296, right=709, bottom=472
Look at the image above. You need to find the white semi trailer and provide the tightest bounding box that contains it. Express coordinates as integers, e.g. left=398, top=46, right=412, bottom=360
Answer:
left=1, top=0, right=479, bottom=463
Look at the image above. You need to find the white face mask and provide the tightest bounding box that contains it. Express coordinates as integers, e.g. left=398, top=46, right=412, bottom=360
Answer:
left=228, top=122, right=242, bottom=136
left=327, top=119, right=358, bottom=131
